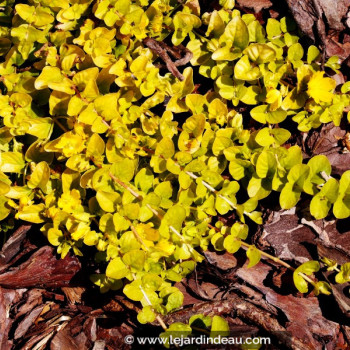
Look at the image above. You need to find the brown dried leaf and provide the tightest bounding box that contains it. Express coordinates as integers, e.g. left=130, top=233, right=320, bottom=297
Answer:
left=262, top=212, right=316, bottom=263
left=236, top=0, right=272, bottom=12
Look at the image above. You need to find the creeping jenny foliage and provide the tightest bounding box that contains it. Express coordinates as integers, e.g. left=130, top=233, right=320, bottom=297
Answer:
left=0, top=0, right=350, bottom=330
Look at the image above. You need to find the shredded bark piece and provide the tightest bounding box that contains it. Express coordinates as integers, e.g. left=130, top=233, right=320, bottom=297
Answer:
left=159, top=293, right=314, bottom=350
left=0, top=246, right=81, bottom=288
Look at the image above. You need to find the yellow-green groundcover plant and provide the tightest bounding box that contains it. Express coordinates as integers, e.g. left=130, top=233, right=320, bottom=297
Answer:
left=0, top=0, right=350, bottom=341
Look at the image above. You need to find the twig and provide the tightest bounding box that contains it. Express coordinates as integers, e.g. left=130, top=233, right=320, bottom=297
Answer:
left=158, top=42, right=193, bottom=66
left=143, top=38, right=185, bottom=81
left=52, top=118, right=68, bottom=133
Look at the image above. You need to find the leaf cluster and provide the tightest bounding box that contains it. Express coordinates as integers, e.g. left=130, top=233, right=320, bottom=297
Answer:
left=0, top=0, right=349, bottom=328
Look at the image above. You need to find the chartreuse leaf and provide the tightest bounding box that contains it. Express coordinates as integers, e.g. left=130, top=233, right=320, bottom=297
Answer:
left=288, top=43, right=303, bottom=62
left=325, top=56, right=341, bottom=73
left=137, top=306, right=156, bottom=324
left=250, top=105, right=268, bottom=123
left=229, top=159, right=253, bottom=180
left=155, top=137, right=175, bottom=159
left=155, top=181, right=173, bottom=198
left=282, top=88, right=307, bottom=110
left=212, top=136, right=233, bottom=156
left=335, top=262, right=350, bottom=284
left=313, top=281, right=331, bottom=296
left=334, top=171, right=350, bottom=219
left=215, top=193, right=231, bottom=215
left=307, top=71, right=336, bottom=104
left=256, top=151, right=276, bottom=178
left=106, top=257, right=129, bottom=280
left=6, top=186, right=32, bottom=200
left=250, top=106, right=287, bottom=124
left=189, top=314, right=212, bottom=329
left=234, top=55, right=261, bottom=81
left=231, top=222, right=249, bottom=239
left=16, top=4, right=54, bottom=27
left=28, top=118, right=53, bottom=140
left=48, top=228, right=64, bottom=246
left=266, top=18, right=281, bottom=39
left=165, top=290, right=184, bottom=312
left=287, top=164, right=310, bottom=189
left=0, top=180, right=10, bottom=196
left=172, top=12, right=201, bottom=46
left=293, top=261, right=320, bottom=293
left=246, top=245, right=261, bottom=268
left=86, top=133, right=105, bottom=160
left=206, top=10, right=225, bottom=38
left=110, top=159, right=135, bottom=182
left=142, top=273, right=162, bottom=291
left=219, top=0, right=235, bottom=9
left=303, top=155, right=331, bottom=195
left=267, top=110, right=288, bottom=124
left=113, top=213, right=130, bottom=232
left=240, top=85, right=260, bottom=105
left=244, top=44, right=276, bottom=64
left=310, top=194, right=331, bottom=220
left=11, top=25, right=46, bottom=60
left=17, top=204, right=45, bottom=223
left=135, top=168, right=154, bottom=193
left=280, top=16, right=296, bottom=32
left=123, top=250, right=145, bottom=271
left=223, top=235, right=241, bottom=253
left=246, top=210, right=263, bottom=224
left=185, top=159, right=206, bottom=173
left=160, top=322, right=192, bottom=348
left=255, top=128, right=291, bottom=147
left=0, top=196, right=10, bottom=221
left=212, top=46, right=241, bottom=61
left=90, top=274, right=122, bottom=293
left=280, top=164, right=309, bottom=209
left=247, top=174, right=272, bottom=200
left=341, top=81, right=350, bottom=94
left=210, top=316, right=230, bottom=337
left=0, top=152, right=25, bottom=173
left=280, top=146, right=303, bottom=171
left=123, top=279, right=145, bottom=302
left=310, top=178, right=338, bottom=219
left=35, top=66, right=75, bottom=94
left=66, top=154, right=90, bottom=172
left=84, top=230, right=100, bottom=246
left=164, top=205, right=186, bottom=232
left=215, top=75, right=235, bottom=99
left=307, top=45, right=321, bottom=64
left=28, top=161, right=50, bottom=191
left=221, top=16, right=249, bottom=50
left=202, top=170, right=223, bottom=187
left=96, top=191, right=121, bottom=212
left=321, top=257, right=338, bottom=271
